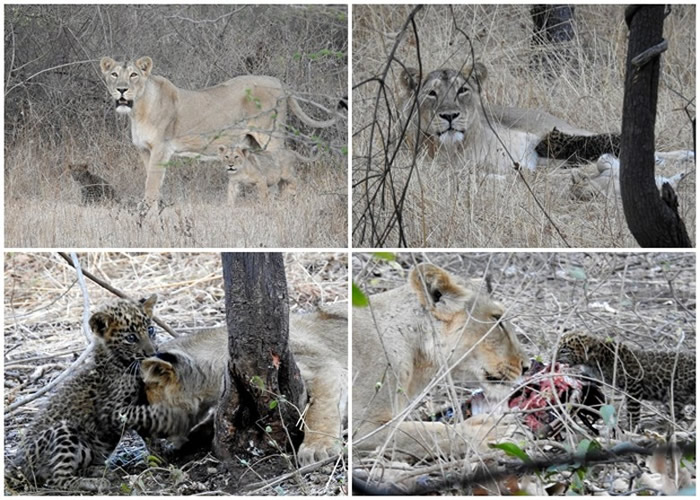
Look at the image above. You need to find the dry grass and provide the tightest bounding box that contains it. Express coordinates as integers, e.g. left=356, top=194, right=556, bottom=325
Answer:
left=352, top=5, right=695, bottom=248
left=5, top=157, right=347, bottom=248
left=352, top=252, right=696, bottom=495
left=4, top=252, right=348, bottom=495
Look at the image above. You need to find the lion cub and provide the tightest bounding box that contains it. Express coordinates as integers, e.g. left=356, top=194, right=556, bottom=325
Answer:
left=141, top=303, right=348, bottom=466
left=217, top=145, right=298, bottom=204
left=67, top=163, right=118, bottom=204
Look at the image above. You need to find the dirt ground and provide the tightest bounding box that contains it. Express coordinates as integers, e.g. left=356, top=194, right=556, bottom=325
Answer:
left=352, top=252, right=696, bottom=495
left=4, top=252, right=348, bottom=495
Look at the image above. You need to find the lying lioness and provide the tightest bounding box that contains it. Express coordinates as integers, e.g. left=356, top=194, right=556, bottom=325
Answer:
left=353, top=263, right=528, bottom=461
left=141, top=303, right=348, bottom=466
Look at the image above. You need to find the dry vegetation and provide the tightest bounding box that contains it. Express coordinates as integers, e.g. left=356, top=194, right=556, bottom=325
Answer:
left=352, top=252, right=696, bottom=495
left=4, top=5, right=348, bottom=248
left=352, top=5, right=695, bottom=248
left=4, top=252, right=348, bottom=495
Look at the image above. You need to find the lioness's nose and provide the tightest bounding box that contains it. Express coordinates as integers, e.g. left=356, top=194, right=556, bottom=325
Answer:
left=117, top=87, right=128, bottom=96
left=439, top=112, right=460, bottom=124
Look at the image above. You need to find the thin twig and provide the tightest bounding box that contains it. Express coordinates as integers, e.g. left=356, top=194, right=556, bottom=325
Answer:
left=57, top=252, right=179, bottom=338
left=70, top=252, right=92, bottom=344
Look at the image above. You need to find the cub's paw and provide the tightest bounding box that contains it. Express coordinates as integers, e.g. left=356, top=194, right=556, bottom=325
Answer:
left=297, top=436, right=343, bottom=466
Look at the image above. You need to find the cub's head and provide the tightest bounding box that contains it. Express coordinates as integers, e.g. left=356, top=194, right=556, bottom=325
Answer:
left=100, top=56, right=153, bottom=114
left=67, top=163, right=89, bottom=178
left=217, top=145, right=250, bottom=174
left=89, top=295, right=158, bottom=365
left=400, top=63, right=487, bottom=148
left=410, top=263, right=527, bottom=385
left=141, top=350, right=208, bottom=417
left=557, top=332, right=609, bottom=366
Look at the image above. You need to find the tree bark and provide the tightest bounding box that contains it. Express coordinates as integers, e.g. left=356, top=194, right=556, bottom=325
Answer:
left=620, top=6, right=692, bottom=247
left=214, top=253, right=307, bottom=462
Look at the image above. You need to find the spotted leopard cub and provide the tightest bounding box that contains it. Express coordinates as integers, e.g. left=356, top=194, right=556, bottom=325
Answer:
left=67, top=163, right=118, bottom=204
left=535, top=127, right=621, bottom=164
left=557, top=332, right=695, bottom=429
left=7, top=296, right=190, bottom=492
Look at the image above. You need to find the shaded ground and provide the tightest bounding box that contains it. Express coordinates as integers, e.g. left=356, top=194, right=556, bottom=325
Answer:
left=352, top=252, right=696, bottom=495
left=4, top=252, right=348, bottom=495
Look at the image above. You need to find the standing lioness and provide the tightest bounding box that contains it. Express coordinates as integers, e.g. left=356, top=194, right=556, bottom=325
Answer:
left=100, top=56, right=336, bottom=204
left=353, top=263, right=528, bottom=462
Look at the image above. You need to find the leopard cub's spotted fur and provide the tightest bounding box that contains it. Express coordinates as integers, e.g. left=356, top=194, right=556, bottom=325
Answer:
left=535, top=127, right=621, bottom=164
left=7, top=296, right=190, bottom=492
left=68, top=163, right=118, bottom=204
left=557, top=331, right=695, bottom=428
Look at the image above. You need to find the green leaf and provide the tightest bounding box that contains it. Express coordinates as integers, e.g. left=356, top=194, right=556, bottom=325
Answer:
left=119, top=483, right=132, bottom=494
left=600, top=404, right=616, bottom=427
left=373, top=252, right=396, bottom=261
left=352, top=282, right=369, bottom=307
left=568, top=266, right=587, bottom=280
left=489, top=442, right=532, bottom=464
left=250, top=375, right=265, bottom=390
left=269, top=400, right=278, bottom=410
left=147, top=455, right=162, bottom=467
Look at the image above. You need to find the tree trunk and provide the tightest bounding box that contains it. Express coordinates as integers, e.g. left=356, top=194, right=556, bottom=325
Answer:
left=620, top=6, right=692, bottom=247
left=214, top=253, right=307, bottom=462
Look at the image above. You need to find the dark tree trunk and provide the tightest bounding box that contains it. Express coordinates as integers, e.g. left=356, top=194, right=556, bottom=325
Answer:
left=214, top=252, right=307, bottom=462
left=620, top=6, right=692, bottom=247
left=531, top=5, right=575, bottom=44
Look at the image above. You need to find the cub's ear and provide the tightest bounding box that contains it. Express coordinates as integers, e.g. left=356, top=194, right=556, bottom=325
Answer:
left=400, top=67, right=421, bottom=93
left=89, top=311, right=113, bottom=338
left=410, top=263, right=464, bottom=308
left=139, top=295, right=157, bottom=316
left=100, top=57, right=117, bottom=75
left=135, top=56, right=153, bottom=75
left=141, top=355, right=177, bottom=385
left=217, top=145, right=227, bottom=155
left=463, top=62, right=487, bottom=84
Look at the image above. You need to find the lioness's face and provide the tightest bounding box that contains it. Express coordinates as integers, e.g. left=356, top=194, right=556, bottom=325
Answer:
left=411, top=264, right=527, bottom=386
left=100, top=56, right=153, bottom=114
left=401, top=64, right=487, bottom=146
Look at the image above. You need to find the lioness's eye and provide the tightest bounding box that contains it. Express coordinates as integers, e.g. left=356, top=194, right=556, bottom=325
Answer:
left=130, top=72, right=138, bottom=78
left=427, top=90, right=438, bottom=99
left=111, top=72, right=118, bottom=78
left=457, top=86, right=470, bottom=96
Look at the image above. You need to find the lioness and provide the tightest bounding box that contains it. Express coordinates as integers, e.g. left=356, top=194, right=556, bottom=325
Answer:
left=353, top=263, right=528, bottom=461
left=399, top=63, right=691, bottom=172
left=217, top=145, right=301, bottom=203
left=141, top=303, right=348, bottom=466
left=100, top=56, right=337, bottom=203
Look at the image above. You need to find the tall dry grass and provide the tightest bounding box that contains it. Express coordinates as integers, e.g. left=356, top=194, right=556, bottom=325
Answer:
left=352, top=5, right=695, bottom=248
left=4, top=5, right=348, bottom=248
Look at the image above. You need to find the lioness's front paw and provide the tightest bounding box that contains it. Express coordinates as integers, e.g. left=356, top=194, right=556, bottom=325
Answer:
left=297, top=437, right=343, bottom=466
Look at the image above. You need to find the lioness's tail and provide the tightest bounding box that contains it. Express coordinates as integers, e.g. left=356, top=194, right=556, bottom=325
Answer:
left=287, top=96, right=337, bottom=128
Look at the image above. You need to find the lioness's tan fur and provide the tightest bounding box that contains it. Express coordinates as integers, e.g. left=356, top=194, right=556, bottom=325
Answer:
left=353, top=263, right=527, bottom=461
left=217, top=145, right=299, bottom=203
left=399, top=63, right=591, bottom=172
left=100, top=56, right=336, bottom=203
left=141, top=303, right=347, bottom=466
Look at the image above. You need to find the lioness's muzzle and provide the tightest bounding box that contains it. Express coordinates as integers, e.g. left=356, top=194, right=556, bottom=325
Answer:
left=116, top=98, right=133, bottom=108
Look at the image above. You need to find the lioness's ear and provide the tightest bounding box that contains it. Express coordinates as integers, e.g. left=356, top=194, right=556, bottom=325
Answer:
left=139, top=294, right=157, bottom=317
left=218, top=145, right=227, bottom=155
left=100, top=57, right=117, bottom=75
left=135, top=56, right=153, bottom=75
left=410, top=263, right=463, bottom=308
left=400, top=67, right=421, bottom=93
left=141, top=356, right=177, bottom=384
left=463, top=62, right=487, bottom=84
